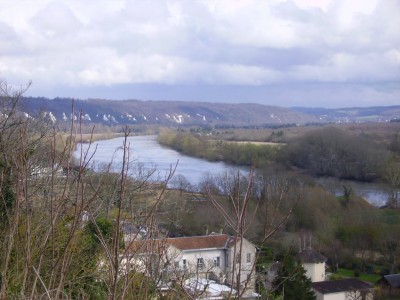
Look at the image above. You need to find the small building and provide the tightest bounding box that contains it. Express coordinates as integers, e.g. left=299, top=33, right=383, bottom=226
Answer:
left=312, top=278, right=373, bottom=300
left=376, top=274, right=400, bottom=298
left=298, top=248, right=328, bottom=282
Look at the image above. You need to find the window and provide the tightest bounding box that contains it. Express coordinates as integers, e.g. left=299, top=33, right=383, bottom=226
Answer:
left=182, top=259, right=187, bottom=269
left=197, top=258, right=204, bottom=270
left=246, top=253, right=251, bottom=263
left=213, top=256, right=220, bottom=267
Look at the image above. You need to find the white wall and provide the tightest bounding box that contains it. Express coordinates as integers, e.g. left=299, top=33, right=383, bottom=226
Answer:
left=179, top=248, right=226, bottom=275
left=315, top=290, right=372, bottom=300
left=315, top=291, right=346, bottom=300
left=304, top=262, right=325, bottom=282
left=226, top=239, right=256, bottom=290
left=170, top=238, right=257, bottom=293
left=346, top=290, right=374, bottom=300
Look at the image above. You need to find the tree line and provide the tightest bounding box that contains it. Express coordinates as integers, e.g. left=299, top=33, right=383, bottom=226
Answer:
left=157, top=128, right=281, bottom=168
left=285, top=126, right=389, bottom=181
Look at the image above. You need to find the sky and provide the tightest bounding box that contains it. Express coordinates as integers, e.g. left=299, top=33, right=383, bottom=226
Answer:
left=0, top=0, right=399, bottom=108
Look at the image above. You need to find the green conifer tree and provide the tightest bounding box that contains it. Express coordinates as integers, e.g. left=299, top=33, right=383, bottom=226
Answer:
left=273, top=252, right=316, bottom=300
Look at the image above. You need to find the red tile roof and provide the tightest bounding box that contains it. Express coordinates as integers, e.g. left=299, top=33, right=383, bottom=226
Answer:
left=127, top=239, right=169, bottom=254
left=127, top=234, right=239, bottom=254
left=167, top=234, right=233, bottom=250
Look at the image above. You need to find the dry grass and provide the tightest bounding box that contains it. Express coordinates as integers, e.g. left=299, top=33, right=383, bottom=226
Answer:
left=211, top=122, right=400, bottom=144
left=221, top=140, right=285, bottom=146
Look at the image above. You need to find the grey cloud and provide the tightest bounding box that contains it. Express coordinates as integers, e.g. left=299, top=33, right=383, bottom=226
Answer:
left=1, top=0, right=399, bottom=107
left=30, top=2, right=83, bottom=38
left=0, top=22, right=23, bottom=55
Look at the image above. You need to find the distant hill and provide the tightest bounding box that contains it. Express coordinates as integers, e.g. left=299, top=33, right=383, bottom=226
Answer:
left=19, top=97, right=400, bottom=127
left=20, top=97, right=317, bottom=126
left=291, top=106, right=400, bottom=123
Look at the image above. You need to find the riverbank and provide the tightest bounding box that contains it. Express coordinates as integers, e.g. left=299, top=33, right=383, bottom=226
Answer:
left=75, top=133, right=125, bottom=143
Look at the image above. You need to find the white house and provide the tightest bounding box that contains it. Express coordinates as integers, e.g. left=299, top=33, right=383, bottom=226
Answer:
left=298, top=247, right=328, bottom=282
left=125, top=233, right=258, bottom=298
left=312, top=278, right=373, bottom=300
left=296, top=248, right=374, bottom=299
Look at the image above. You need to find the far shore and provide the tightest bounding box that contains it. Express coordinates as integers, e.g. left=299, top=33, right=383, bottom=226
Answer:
left=216, top=140, right=285, bottom=146
left=73, top=133, right=126, bottom=143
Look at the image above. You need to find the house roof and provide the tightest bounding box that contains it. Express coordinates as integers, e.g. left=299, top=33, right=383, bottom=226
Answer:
left=312, top=279, right=372, bottom=294
left=127, top=239, right=169, bottom=254
left=298, top=248, right=327, bottom=263
left=377, top=274, right=400, bottom=288
left=166, top=234, right=234, bottom=251
left=127, top=234, right=241, bottom=254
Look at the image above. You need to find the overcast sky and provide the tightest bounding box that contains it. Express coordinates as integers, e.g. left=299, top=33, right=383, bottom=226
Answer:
left=0, top=0, right=399, bottom=108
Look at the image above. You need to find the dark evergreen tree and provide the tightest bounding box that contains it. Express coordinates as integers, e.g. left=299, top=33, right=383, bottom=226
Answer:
left=273, top=252, right=316, bottom=300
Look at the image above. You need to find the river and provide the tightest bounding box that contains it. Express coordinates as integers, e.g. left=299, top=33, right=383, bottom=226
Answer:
left=74, top=135, right=247, bottom=188
left=314, top=177, right=393, bottom=207
left=74, top=135, right=393, bottom=206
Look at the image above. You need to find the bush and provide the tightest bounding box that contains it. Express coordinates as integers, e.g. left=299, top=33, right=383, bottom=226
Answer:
left=353, top=269, right=361, bottom=277
left=365, top=264, right=374, bottom=274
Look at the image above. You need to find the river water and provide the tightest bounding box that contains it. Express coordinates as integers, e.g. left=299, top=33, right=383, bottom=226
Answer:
left=314, top=177, right=393, bottom=207
left=74, top=135, right=392, bottom=206
left=74, top=135, right=247, bottom=188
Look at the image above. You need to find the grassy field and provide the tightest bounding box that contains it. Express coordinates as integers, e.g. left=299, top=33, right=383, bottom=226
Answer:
left=335, top=268, right=381, bottom=284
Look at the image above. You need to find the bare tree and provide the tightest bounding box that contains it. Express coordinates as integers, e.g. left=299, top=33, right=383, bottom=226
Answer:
left=204, top=167, right=301, bottom=299
left=1, top=81, right=181, bottom=299
left=383, top=154, right=400, bottom=208
left=171, top=174, right=192, bottom=195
